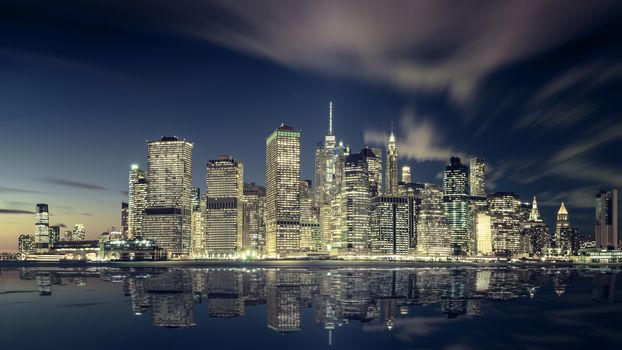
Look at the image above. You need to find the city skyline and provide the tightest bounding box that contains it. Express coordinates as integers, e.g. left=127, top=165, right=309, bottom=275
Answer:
left=2, top=1, right=622, bottom=250
left=2, top=105, right=620, bottom=252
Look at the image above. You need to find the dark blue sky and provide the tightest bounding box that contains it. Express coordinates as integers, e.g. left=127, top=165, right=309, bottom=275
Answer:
left=1, top=0, right=621, bottom=248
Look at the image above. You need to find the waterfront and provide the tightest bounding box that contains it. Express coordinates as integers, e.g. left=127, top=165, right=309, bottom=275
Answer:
left=1, top=266, right=621, bottom=349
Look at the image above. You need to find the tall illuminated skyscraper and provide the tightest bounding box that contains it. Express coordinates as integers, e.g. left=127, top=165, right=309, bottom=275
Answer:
left=340, top=150, right=372, bottom=254
left=555, top=202, right=570, bottom=248
left=142, top=136, right=193, bottom=258
left=519, top=196, right=549, bottom=256
left=370, top=196, right=410, bottom=255
left=265, top=124, right=301, bottom=256
left=416, top=184, right=452, bottom=256
left=315, top=101, right=337, bottom=205
left=190, top=187, right=205, bottom=258
left=489, top=192, right=521, bottom=255
left=205, top=155, right=244, bottom=257
left=595, top=189, right=618, bottom=249
left=443, top=157, right=470, bottom=255
left=35, top=203, right=49, bottom=252
left=469, top=158, right=486, bottom=197
left=300, top=180, right=321, bottom=252
left=121, top=202, right=129, bottom=238
left=385, top=127, right=398, bottom=195
left=366, top=147, right=383, bottom=197
left=128, top=164, right=147, bottom=239
left=243, top=183, right=266, bottom=253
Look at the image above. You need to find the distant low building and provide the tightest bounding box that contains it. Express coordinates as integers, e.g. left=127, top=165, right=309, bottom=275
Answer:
left=102, top=238, right=166, bottom=261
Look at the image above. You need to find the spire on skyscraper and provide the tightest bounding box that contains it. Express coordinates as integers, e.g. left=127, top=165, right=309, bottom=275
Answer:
left=558, top=202, right=568, bottom=215
left=529, top=195, right=542, bottom=222
left=329, top=100, right=333, bottom=135
left=385, top=122, right=398, bottom=195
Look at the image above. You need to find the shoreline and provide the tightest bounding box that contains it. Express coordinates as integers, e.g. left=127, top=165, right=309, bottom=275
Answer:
left=0, top=259, right=618, bottom=268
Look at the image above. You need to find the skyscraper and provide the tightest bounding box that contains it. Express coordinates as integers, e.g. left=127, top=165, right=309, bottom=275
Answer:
left=190, top=188, right=205, bottom=259
left=300, top=180, right=321, bottom=252
left=128, top=164, right=147, bottom=239
left=205, top=155, right=244, bottom=257
left=555, top=202, right=570, bottom=249
left=265, top=124, right=301, bottom=256
left=48, top=225, right=60, bottom=247
left=340, top=150, right=372, bottom=254
left=385, top=127, right=398, bottom=195
left=443, top=157, right=471, bottom=255
left=315, top=101, right=338, bottom=205
left=469, top=158, right=486, bottom=198
left=72, top=224, right=85, bottom=241
left=520, top=196, right=549, bottom=256
left=142, top=136, right=193, bottom=258
left=528, top=196, right=542, bottom=222
left=416, top=184, right=452, bottom=256
left=121, top=202, right=129, bottom=238
left=473, top=211, right=492, bottom=255
left=595, top=189, right=618, bottom=249
left=34, top=203, right=49, bottom=253
left=489, top=192, right=521, bottom=255
left=370, top=196, right=410, bottom=255
left=366, top=147, right=383, bottom=197
left=243, top=183, right=266, bottom=254
left=401, top=166, right=412, bottom=184
left=18, top=234, right=35, bottom=257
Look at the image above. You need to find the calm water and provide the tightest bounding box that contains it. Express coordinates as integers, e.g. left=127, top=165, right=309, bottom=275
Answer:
left=1, top=266, right=621, bottom=349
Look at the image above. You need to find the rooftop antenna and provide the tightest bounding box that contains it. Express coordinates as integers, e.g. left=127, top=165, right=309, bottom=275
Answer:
left=329, top=100, right=333, bottom=134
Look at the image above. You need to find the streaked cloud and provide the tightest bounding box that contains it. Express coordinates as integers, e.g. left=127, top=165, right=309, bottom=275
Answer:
left=113, top=0, right=621, bottom=103
left=0, top=186, right=40, bottom=194
left=0, top=209, right=34, bottom=214
left=39, top=178, right=107, bottom=191
left=364, top=108, right=465, bottom=162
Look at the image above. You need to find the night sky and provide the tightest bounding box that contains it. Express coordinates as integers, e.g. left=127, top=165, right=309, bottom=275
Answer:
left=1, top=0, right=621, bottom=250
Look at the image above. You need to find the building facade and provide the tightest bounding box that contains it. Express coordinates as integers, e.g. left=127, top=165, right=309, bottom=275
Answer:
left=416, top=184, right=452, bottom=256
left=18, top=234, right=35, bottom=257
left=205, top=155, right=244, bottom=257
left=488, top=192, right=521, bottom=255
left=340, top=151, right=372, bottom=254
left=243, top=183, right=267, bottom=254
left=300, top=180, right=321, bottom=252
left=385, top=129, right=398, bottom=195
left=142, top=136, right=193, bottom=258
left=554, top=202, right=570, bottom=250
left=191, top=189, right=205, bottom=258
left=72, top=224, right=86, bottom=241
left=469, top=158, right=486, bottom=198
left=128, top=164, right=147, bottom=239
left=35, top=203, right=49, bottom=252
left=265, top=125, right=301, bottom=256
left=595, top=189, right=618, bottom=249
left=370, top=196, right=410, bottom=255
left=443, top=157, right=471, bottom=255
left=473, top=211, right=493, bottom=255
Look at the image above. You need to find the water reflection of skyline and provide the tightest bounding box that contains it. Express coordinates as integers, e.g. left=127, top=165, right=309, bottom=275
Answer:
left=9, top=267, right=619, bottom=336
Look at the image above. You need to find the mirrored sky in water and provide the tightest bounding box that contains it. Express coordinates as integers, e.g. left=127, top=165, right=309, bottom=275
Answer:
left=0, top=266, right=621, bottom=349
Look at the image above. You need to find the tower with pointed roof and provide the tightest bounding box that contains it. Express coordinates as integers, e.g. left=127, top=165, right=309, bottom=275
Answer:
left=555, top=202, right=570, bottom=249
left=528, top=196, right=542, bottom=222
left=385, top=123, right=399, bottom=195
